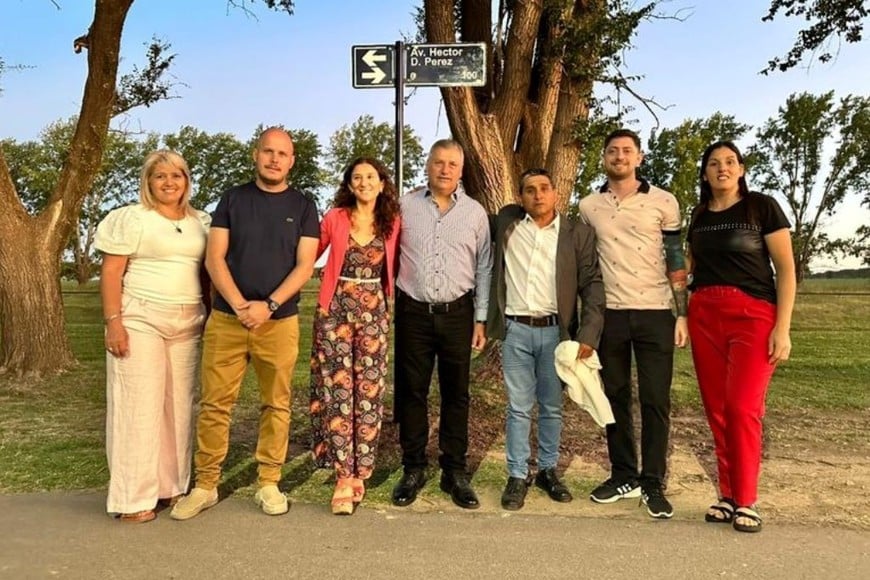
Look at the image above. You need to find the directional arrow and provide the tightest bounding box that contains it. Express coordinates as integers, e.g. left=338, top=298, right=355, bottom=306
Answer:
left=362, top=49, right=387, bottom=67
left=361, top=49, right=388, bottom=84
left=362, top=67, right=387, bottom=84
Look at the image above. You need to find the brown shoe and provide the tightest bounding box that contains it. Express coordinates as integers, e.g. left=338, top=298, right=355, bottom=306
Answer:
left=119, top=509, right=156, bottom=523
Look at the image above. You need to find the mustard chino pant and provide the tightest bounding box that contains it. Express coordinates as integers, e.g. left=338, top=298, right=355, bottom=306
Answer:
left=194, top=310, right=299, bottom=488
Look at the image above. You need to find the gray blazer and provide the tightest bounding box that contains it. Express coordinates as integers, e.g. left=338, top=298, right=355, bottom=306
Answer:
left=486, top=204, right=605, bottom=348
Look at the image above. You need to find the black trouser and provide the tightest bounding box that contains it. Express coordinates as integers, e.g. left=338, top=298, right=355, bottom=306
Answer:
left=393, top=289, right=474, bottom=473
left=599, top=309, right=675, bottom=485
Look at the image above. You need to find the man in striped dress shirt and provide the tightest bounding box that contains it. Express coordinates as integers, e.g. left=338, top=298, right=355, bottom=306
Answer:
left=391, top=139, right=493, bottom=510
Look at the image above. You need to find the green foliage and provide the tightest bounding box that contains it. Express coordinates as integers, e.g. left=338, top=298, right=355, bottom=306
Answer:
left=326, top=114, right=424, bottom=193
left=163, top=126, right=253, bottom=209
left=1, top=138, right=56, bottom=213
left=244, top=124, right=328, bottom=207
left=285, top=128, right=328, bottom=204
left=2, top=118, right=157, bottom=284
left=113, top=37, right=178, bottom=115
left=644, top=113, right=752, bottom=226
left=256, top=0, right=295, bottom=14
left=567, top=110, right=627, bottom=217
left=561, top=0, right=657, bottom=83
left=750, top=91, right=870, bottom=278
left=763, top=0, right=868, bottom=73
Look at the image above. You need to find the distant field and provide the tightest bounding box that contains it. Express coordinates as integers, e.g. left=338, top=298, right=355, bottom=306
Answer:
left=798, top=278, right=870, bottom=293
left=672, top=280, right=870, bottom=409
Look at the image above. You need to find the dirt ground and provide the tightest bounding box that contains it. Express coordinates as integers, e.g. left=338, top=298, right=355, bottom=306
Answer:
left=563, top=406, right=868, bottom=529
left=379, top=383, right=870, bottom=530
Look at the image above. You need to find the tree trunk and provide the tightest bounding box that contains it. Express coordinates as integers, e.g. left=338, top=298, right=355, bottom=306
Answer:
left=448, top=92, right=516, bottom=213
left=72, top=226, right=94, bottom=286
left=0, top=222, right=75, bottom=376
left=0, top=0, right=133, bottom=376
left=425, top=0, right=598, bottom=214
left=75, top=246, right=93, bottom=286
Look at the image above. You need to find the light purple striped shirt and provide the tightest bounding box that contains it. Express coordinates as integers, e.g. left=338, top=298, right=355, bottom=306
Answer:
left=396, top=184, right=492, bottom=322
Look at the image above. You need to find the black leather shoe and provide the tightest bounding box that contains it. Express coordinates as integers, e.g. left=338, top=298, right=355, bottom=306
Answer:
left=391, top=470, right=426, bottom=507
left=501, top=476, right=528, bottom=511
left=440, top=472, right=480, bottom=509
left=535, top=468, right=573, bottom=503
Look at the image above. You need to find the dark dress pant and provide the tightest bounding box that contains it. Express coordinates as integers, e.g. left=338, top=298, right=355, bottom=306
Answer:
left=598, top=309, right=675, bottom=484
left=393, top=290, right=474, bottom=473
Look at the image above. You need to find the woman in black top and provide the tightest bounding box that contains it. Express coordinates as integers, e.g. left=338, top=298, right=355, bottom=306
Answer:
left=687, top=141, right=796, bottom=533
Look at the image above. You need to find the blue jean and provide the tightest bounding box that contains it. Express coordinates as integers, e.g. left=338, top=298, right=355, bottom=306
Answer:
left=501, top=319, right=563, bottom=479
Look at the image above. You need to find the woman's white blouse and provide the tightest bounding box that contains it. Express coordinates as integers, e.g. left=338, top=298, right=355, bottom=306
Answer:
left=95, top=204, right=210, bottom=304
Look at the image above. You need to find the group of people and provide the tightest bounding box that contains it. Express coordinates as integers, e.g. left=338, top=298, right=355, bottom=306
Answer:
left=97, top=127, right=795, bottom=535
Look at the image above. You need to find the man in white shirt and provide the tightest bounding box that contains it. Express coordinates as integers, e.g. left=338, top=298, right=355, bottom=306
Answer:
left=487, top=168, right=605, bottom=510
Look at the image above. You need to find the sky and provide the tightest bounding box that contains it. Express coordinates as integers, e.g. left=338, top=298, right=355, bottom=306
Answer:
left=1, top=0, right=868, bottom=270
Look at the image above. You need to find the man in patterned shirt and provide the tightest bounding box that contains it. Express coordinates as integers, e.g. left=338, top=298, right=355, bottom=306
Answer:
left=578, top=129, right=689, bottom=519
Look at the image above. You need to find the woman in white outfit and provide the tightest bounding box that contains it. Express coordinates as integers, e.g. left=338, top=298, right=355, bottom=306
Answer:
left=95, top=150, right=210, bottom=523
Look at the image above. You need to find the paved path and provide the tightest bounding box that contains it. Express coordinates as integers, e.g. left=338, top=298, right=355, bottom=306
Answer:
left=1, top=492, right=868, bottom=579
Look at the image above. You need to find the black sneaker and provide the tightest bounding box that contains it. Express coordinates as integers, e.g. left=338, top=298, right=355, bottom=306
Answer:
left=589, top=478, right=641, bottom=503
left=641, top=483, right=673, bottom=519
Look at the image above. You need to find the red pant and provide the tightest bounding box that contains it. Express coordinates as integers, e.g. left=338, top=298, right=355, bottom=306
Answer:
left=688, top=286, right=777, bottom=506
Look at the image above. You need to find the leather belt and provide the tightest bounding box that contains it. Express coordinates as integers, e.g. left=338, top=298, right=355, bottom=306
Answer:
left=397, top=288, right=473, bottom=314
left=506, top=314, right=558, bottom=327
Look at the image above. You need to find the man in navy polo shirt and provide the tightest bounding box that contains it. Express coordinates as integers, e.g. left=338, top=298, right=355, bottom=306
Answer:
left=172, top=127, right=319, bottom=520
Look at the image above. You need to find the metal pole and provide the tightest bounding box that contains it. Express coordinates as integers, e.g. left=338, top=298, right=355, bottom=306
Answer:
left=395, top=40, right=405, bottom=194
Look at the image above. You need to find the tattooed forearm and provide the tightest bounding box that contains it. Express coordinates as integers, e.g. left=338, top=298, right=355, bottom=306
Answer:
left=669, top=269, right=688, bottom=317
left=673, top=286, right=688, bottom=317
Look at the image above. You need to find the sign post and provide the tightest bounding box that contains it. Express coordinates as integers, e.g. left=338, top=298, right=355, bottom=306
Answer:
left=351, top=42, right=487, bottom=190
left=395, top=40, right=405, bottom=194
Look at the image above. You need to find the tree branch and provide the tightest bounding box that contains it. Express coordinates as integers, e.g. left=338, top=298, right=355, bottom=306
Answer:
left=762, top=0, right=868, bottom=73
left=606, top=68, right=673, bottom=133
left=0, top=146, right=29, bottom=226
left=226, top=0, right=295, bottom=18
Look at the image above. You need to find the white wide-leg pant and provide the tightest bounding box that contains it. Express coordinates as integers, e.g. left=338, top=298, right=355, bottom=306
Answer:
left=105, top=295, right=205, bottom=514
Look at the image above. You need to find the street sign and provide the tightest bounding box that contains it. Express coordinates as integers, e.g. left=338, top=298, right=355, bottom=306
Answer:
left=350, top=41, right=488, bottom=203
left=405, top=43, right=486, bottom=87
left=351, top=43, right=487, bottom=89
left=351, top=45, right=395, bottom=89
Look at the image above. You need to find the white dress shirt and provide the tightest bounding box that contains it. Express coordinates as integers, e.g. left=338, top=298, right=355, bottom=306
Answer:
left=504, top=213, right=560, bottom=317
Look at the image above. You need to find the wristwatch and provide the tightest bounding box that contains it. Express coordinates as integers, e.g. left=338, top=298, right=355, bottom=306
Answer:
left=267, top=298, right=280, bottom=312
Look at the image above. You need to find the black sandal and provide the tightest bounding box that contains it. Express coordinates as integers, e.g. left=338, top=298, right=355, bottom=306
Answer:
left=704, top=498, right=736, bottom=523
left=733, top=507, right=763, bottom=533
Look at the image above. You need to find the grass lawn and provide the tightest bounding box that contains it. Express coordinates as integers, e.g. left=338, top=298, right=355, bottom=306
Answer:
left=1, top=278, right=868, bottom=499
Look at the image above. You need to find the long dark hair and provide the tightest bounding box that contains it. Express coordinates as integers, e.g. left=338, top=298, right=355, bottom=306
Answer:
left=698, top=140, right=750, bottom=207
left=333, top=157, right=400, bottom=239
left=691, top=140, right=758, bottom=232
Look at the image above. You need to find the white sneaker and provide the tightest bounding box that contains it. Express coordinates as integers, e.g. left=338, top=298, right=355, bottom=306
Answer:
left=254, top=484, right=289, bottom=516
left=170, top=487, right=218, bottom=521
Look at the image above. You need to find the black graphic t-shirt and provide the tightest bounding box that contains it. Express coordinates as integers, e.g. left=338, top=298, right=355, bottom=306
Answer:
left=688, top=192, right=790, bottom=303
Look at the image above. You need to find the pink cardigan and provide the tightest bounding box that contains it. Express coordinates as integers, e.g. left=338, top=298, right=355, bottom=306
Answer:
left=316, top=207, right=400, bottom=311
